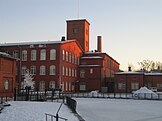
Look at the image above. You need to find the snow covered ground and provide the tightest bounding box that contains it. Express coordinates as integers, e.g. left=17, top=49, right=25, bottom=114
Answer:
left=0, top=101, right=78, bottom=121
left=1, top=99, right=162, bottom=121
left=76, top=98, right=162, bottom=121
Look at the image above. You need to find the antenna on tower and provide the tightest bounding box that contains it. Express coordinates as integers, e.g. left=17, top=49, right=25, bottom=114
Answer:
left=77, top=0, right=80, bottom=18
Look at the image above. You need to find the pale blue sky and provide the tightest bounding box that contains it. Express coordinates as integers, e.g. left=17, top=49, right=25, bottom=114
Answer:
left=0, top=0, right=162, bottom=71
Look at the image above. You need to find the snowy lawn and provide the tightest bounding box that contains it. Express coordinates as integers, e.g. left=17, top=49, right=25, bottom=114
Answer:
left=0, top=101, right=78, bottom=121
left=76, top=98, right=162, bottom=121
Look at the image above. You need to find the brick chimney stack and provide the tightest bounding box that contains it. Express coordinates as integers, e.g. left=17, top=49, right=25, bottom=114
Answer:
left=97, top=36, right=102, bottom=52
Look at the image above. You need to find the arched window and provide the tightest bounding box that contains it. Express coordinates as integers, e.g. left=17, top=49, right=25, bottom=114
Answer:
left=49, top=81, right=55, bottom=89
left=22, top=50, right=27, bottom=61
left=21, top=66, right=27, bottom=75
left=40, top=65, right=46, bottom=75
left=31, top=50, right=36, bottom=61
left=50, top=65, right=56, bottom=75
left=4, top=80, right=9, bottom=90
left=50, top=49, right=56, bottom=60
left=39, top=81, right=45, bottom=90
left=30, top=65, right=36, bottom=75
left=40, top=49, right=46, bottom=60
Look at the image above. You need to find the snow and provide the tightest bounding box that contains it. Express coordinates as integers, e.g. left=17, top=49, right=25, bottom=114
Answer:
left=81, top=56, right=103, bottom=59
left=133, top=87, right=158, bottom=99
left=0, top=40, right=76, bottom=47
left=76, top=98, right=162, bottom=121
left=134, top=87, right=156, bottom=94
left=1, top=98, right=162, bottom=121
left=88, top=90, right=102, bottom=97
left=0, top=101, right=78, bottom=121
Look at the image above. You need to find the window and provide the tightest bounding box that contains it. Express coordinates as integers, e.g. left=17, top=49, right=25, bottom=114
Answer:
left=21, top=66, right=27, bottom=75
left=90, top=68, right=93, bottom=74
left=31, top=50, right=36, bottom=61
left=50, top=65, right=56, bottom=75
left=72, top=54, right=74, bottom=63
left=72, top=69, right=74, bottom=77
left=73, top=28, right=79, bottom=33
left=69, top=53, right=71, bottom=63
left=118, top=83, right=126, bottom=90
left=49, top=81, right=55, bottom=89
left=30, top=66, right=36, bottom=75
left=80, top=70, right=85, bottom=78
left=13, top=51, right=18, bottom=59
left=40, top=65, right=46, bottom=75
left=75, top=69, right=77, bottom=77
left=22, top=50, right=27, bottom=61
left=4, top=80, right=9, bottom=90
left=40, top=49, right=46, bottom=60
left=39, top=81, right=45, bottom=90
left=62, top=50, right=65, bottom=60
left=66, top=51, right=68, bottom=61
left=66, top=81, right=68, bottom=91
left=131, top=83, right=139, bottom=90
left=69, top=82, right=71, bottom=91
left=75, top=56, right=77, bottom=64
left=66, top=67, right=68, bottom=76
left=77, top=57, right=80, bottom=65
left=50, top=49, right=56, bottom=60
left=69, top=68, right=71, bottom=76
left=80, top=82, right=86, bottom=91
left=62, top=66, right=65, bottom=76
left=157, top=83, right=162, bottom=89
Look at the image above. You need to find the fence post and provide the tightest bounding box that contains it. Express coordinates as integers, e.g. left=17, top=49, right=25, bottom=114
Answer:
left=56, top=113, right=59, bottom=121
left=14, top=88, right=17, bottom=101
left=37, top=88, right=39, bottom=101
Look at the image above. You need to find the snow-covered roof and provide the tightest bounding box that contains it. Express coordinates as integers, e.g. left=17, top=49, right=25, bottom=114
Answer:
left=0, top=52, right=15, bottom=60
left=79, top=65, right=101, bottom=67
left=81, top=56, right=103, bottom=59
left=144, top=73, right=162, bottom=76
left=115, top=71, right=162, bottom=76
left=83, top=51, right=102, bottom=54
left=115, top=71, right=144, bottom=75
left=0, top=40, right=76, bottom=46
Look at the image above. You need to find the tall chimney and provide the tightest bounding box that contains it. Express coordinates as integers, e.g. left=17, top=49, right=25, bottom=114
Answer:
left=61, top=36, right=65, bottom=41
left=97, top=36, right=102, bottom=52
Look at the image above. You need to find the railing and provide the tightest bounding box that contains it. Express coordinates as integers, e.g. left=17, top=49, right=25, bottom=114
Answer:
left=66, top=96, right=77, bottom=113
left=45, top=113, right=68, bottom=121
left=14, top=88, right=162, bottom=101
left=45, top=103, right=68, bottom=121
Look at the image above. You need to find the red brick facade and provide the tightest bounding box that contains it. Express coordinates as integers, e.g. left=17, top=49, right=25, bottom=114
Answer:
left=115, top=72, right=162, bottom=93
left=67, top=19, right=90, bottom=52
left=78, top=52, right=120, bottom=92
left=0, top=40, right=82, bottom=92
left=0, top=53, right=16, bottom=97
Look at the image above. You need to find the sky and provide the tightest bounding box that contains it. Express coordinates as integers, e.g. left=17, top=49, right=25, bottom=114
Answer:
left=0, top=0, right=162, bottom=71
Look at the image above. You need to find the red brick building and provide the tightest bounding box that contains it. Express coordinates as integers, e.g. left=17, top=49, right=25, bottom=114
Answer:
left=0, top=52, right=16, bottom=97
left=78, top=50, right=119, bottom=92
left=0, top=40, right=82, bottom=92
left=0, top=19, right=120, bottom=92
left=115, top=71, right=162, bottom=93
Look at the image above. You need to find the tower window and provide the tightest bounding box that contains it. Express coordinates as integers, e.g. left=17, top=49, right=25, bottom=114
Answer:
left=73, top=28, right=79, bottom=33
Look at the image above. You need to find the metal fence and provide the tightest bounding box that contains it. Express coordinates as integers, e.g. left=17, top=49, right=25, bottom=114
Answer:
left=14, top=88, right=162, bottom=101
left=66, top=96, right=77, bottom=113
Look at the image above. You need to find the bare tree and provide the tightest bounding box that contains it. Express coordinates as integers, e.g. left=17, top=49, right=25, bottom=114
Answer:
left=138, top=60, right=154, bottom=71
left=138, top=60, right=162, bottom=71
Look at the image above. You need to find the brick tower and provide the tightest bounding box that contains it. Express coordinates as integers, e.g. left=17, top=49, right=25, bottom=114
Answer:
left=66, top=19, right=90, bottom=52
